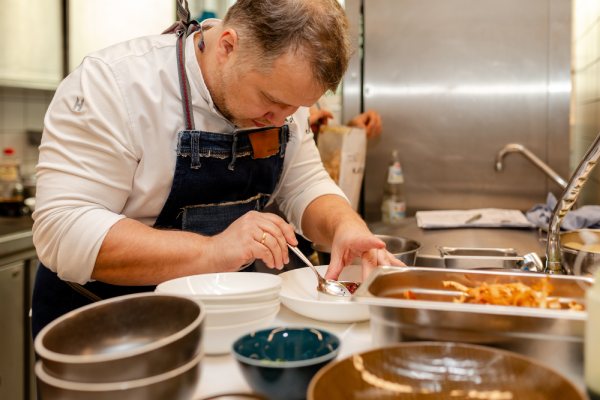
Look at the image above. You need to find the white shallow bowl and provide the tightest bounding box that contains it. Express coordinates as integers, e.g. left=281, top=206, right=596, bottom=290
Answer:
left=155, top=272, right=282, bottom=301
left=205, top=300, right=280, bottom=327
left=279, top=264, right=370, bottom=323
left=204, top=311, right=279, bottom=355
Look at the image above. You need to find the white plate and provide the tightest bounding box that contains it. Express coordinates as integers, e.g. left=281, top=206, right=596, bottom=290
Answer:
left=155, top=272, right=281, bottom=300
left=279, top=265, right=370, bottom=323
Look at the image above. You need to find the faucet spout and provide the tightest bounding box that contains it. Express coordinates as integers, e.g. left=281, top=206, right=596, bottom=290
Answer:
left=494, top=143, right=568, bottom=189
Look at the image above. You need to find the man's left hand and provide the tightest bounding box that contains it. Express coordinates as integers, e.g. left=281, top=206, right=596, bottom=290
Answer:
left=324, top=222, right=405, bottom=281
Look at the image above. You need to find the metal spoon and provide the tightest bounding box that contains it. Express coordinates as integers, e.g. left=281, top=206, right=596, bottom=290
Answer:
left=287, top=244, right=352, bottom=297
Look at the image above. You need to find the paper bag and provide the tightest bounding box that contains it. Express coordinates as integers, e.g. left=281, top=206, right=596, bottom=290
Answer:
left=317, top=125, right=366, bottom=211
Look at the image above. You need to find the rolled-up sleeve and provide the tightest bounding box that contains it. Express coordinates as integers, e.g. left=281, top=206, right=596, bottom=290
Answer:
left=33, top=56, right=139, bottom=284
left=273, top=109, right=349, bottom=234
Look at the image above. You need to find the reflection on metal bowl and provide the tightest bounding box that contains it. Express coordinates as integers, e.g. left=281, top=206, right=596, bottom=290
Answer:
left=308, top=342, right=586, bottom=400
left=312, top=234, right=421, bottom=266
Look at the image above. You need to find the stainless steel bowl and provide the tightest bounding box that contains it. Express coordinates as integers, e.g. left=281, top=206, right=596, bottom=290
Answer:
left=35, top=350, right=202, bottom=400
left=312, top=234, right=421, bottom=265
left=560, top=229, right=600, bottom=276
left=35, top=293, right=205, bottom=383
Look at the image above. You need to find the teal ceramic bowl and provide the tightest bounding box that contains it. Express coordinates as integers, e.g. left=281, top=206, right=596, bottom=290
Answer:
left=232, top=327, right=340, bottom=400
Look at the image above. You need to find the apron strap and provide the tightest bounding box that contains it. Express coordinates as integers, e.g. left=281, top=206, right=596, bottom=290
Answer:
left=162, top=0, right=198, bottom=37
left=65, top=281, right=103, bottom=302
left=164, top=0, right=200, bottom=131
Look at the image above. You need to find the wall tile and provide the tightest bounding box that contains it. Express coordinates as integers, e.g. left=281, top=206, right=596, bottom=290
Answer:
left=1, top=96, right=25, bottom=132
left=572, top=0, right=600, bottom=204
left=25, top=100, right=47, bottom=132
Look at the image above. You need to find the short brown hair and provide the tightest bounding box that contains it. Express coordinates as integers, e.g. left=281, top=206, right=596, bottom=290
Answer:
left=223, top=0, right=351, bottom=92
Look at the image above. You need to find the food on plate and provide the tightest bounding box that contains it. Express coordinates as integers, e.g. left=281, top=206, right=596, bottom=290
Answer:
left=341, top=281, right=360, bottom=294
left=441, top=278, right=584, bottom=310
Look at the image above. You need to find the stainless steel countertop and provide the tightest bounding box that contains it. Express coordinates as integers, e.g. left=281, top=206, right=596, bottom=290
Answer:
left=0, top=216, right=34, bottom=258
left=369, top=217, right=545, bottom=264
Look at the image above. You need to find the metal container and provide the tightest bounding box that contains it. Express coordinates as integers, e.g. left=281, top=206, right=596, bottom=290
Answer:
left=312, top=234, right=420, bottom=265
left=560, top=229, right=600, bottom=276
left=35, top=350, right=202, bottom=400
left=439, top=246, right=522, bottom=269
left=35, top=293, right=205, bottom=383
left=354, top=267, right=592, bottom=386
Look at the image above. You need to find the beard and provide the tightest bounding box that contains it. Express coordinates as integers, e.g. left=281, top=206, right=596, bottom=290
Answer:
left=209, top=62, right=256, bottom=128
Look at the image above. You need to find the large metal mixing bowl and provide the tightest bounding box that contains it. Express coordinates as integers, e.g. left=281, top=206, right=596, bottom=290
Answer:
left=35, top=350, right=202, bottom=400
left=312, top=234, right=421, bottom=266
left=35, top=293, right=205, bottom=383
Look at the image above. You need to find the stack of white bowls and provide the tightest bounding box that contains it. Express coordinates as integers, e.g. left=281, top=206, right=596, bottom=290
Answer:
left=156, top=272, right=281, bottom=355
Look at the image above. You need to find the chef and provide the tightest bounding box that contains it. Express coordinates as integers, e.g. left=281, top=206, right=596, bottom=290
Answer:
left=31, top=0, right=402, bottom=337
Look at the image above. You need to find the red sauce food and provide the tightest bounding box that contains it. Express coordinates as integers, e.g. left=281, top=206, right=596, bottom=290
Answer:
left=343, top=282, right=361, bottom=294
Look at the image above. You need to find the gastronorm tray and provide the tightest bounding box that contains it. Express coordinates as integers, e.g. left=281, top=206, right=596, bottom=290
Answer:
left=438, top=246, right=523, bottom=269
left=354, top=266, right=590, bottom=336
left=353, top=266, right=593, bottom=386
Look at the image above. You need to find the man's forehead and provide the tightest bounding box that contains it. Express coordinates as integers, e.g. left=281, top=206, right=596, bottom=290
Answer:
left=257, top=54, right=324, bottom=106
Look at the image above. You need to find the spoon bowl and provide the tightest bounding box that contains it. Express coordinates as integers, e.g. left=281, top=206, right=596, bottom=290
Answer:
left=287, top=244, right=353, bottom=298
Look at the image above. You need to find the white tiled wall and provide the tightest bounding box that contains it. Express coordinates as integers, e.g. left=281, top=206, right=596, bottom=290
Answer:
left=571, top=0, right=600, bottom=204
left=0, top=87, right=53, bottom=178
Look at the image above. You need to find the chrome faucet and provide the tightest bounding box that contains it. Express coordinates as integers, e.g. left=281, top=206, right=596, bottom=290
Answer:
left=495, top=143, right=568, bottom=189
left=545, top=132, right=600, bottom=274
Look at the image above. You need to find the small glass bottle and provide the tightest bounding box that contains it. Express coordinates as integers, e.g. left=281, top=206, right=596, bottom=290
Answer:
left=0, top=147, right=24, bottom=216
left=380, top=150, right=406, bottom=224
left=586, top=268, right=600, bottom=400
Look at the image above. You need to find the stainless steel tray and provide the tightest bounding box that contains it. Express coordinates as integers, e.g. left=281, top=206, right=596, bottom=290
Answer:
left=353, top=267, right=592, bottom=387
left=438, top=246, right=523, bottom=269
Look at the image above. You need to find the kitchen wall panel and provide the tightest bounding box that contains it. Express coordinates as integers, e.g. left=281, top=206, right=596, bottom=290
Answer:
left=344, top=0, right=572, bottom=221
left=0, top=87, right=52, bottom=177
left=571, top=0, right=600, bottom=204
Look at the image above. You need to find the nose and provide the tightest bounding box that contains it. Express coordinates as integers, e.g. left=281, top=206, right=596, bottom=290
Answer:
left=263, top=106, right=298, bottom=126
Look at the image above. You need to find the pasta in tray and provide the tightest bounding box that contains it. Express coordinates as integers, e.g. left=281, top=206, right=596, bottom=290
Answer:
left=441, top=278, right=584, bottom=311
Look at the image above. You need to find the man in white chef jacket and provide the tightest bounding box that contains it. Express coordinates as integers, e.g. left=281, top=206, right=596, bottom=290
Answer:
left=31, top=0, right=402, bottom=337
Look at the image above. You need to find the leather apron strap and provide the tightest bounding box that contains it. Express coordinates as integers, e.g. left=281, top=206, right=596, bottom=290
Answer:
left=164, top=0, right=201, bottom=130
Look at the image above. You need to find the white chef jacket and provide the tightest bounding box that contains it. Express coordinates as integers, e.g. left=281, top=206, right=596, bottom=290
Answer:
left=33, top=31, right=347, bottom=284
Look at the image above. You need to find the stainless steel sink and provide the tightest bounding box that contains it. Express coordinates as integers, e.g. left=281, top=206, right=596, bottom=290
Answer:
left=370, top=219, right=547, bottom=271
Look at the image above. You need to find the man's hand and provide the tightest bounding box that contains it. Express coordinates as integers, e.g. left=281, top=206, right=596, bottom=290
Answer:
left=347, top=110, right=382, bottom=139
left=308, top=107, right=334, bottom=126
left=325, top=220, right=404, bottom=281
left=301, top=194, right=404, bottom=282
left=209, top=211, right=298, bottom=270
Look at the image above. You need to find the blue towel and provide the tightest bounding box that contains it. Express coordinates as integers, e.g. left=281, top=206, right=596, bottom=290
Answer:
left=526, top=193, right=600, bottom=230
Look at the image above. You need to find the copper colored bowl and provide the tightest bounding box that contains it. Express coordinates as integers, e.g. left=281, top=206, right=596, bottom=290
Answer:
left=308, top=342, right=586, bottom=400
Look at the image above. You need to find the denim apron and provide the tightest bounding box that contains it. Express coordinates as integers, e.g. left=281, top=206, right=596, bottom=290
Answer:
left=32, top=19, right=289, bottom=338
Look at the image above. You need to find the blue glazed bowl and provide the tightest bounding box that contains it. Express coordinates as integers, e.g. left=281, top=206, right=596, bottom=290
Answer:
left=232, top=327, right=340, bottom=400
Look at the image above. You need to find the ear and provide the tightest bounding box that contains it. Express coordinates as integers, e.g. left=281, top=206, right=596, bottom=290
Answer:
left=215, top=28, right=239, bottom=63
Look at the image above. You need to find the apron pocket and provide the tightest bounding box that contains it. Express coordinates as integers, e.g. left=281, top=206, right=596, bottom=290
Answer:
left=182, top=194, right=269, bottom=236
